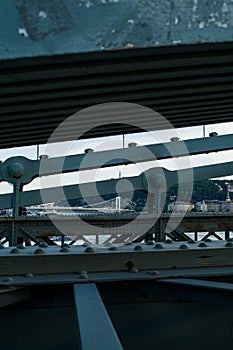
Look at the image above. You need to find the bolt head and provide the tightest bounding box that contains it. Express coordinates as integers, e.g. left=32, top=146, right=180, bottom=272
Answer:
left=148, top=270, right=160, bottom=276
left=9, top=162, right=24, bottom=178
left=60, top=246, right=70, bottom=253
left=134, top=245, right=143, bottom=251
left=198, top=242, right=208, bottom=248
left=154, top=243, right=164, bottom=249
left=108, top=246, right=118, bottom=251
left=10, top=248, right=20, bottom=254
left=225, top=242, right=233, bottom=247
left=39, top=242, right=48, bottom=248
left=84, top=247, right=95, bottom=253
left=34, top=248, right=45, bottom=255
left=179, top=244, right=188, bottom=250
left=129, top=267, right=138, bottom=273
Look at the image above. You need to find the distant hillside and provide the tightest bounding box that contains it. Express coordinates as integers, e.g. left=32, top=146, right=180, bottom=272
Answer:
left=57, top=179, right=233, bottom=212
left=168, top=179, right=233, bottom=205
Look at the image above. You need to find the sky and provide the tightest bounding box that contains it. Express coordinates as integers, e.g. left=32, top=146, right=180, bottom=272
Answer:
left=0, top=121, right=232, bottom=195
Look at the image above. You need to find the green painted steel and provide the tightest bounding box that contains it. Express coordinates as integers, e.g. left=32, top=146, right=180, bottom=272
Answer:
left=1, top=0, right=233, bottom=60
left=0, top=160, right=232, bottom=210
left=0, top=2, right=232, bottom=148
left=0, top=134, right=232, bottom=185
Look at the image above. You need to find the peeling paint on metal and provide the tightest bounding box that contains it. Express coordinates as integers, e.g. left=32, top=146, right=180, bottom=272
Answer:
left=16, top=0, right=72, bottom=41
left=0, top=0, right=233, bottom=59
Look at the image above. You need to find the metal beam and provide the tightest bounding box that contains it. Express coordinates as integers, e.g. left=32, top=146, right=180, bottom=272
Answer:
left=1, top=134, right=233, bottom=186
left=0, top=287, right=30, bottom=307
left=161, top=278, right=233, bottom=292
left=73, top=283, right=123, bottom=350
left=1, top=161, right=231, bottom=209
left=159, top=278, right=233, bottom=306
left=0, top=241, right=232, bottom=276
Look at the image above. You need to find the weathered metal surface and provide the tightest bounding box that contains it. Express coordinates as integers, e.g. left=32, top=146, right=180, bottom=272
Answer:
left=1, top=266, right=233, bottom=287
left=73, top=283, right=123, bottom=350
left=1, top=0, right=233, bottom=59
left=0, top=1, right=233, bottom=148
left=0, top=241, right=232, bottom=276
left=0, top=133, right=233, bottom=185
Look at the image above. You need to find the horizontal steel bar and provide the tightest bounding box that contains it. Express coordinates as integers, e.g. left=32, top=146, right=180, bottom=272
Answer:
left=1, top=134, right=233, bottom=186
left=0, top=160, right=233, bottom=208
left=160, top=278, right=233, bottom=292
left=0, top=241, right=232, bottom=276
left=1, top=266, right=233, bottom=287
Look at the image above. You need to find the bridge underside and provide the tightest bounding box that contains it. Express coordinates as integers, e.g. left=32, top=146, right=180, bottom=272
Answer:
left=1, top=41, right=233, bottom=149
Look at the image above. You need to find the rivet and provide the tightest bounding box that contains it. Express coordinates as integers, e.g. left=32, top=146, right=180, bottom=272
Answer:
left=204, top=238, right=212, bottom=242
left=10, top=248, right=20, bottom=254
left=60, top=246, right=70, bottom=253
left=79, top=270, right=88, bottom=279
left=61, top=243, right=70, bottom=248
left=3, top=277, right=13, bottom=282
left=17, top=244, right=25, bottom=250
left=134, top=245, right=143, bottom=251
left=198, top=242, right=208, bottom=247
left=146, top=240, right=154, bottom=245
left=125, top=241, right=132, bottom=245
left=84, top=247, right=95, bottom=253
left=34, top=248, right=45, bottom=255
left=25, top=273, right=34, bottom=278
left=108, top=246, right=118, bottom=251
left=129, top=267, right=138, bottom=273
left=165, top=239, right=173, bottom=244
left=154, top=243, right=164, bottom=249
left=188, top=239, right=196, bottom=244
left=179, top=244, right=188, bottom=250
left=148, top=270, right=160, bottom=276
left=225, top=242, right=233, bottom=247
left=39, top=242, right=48, bottom=248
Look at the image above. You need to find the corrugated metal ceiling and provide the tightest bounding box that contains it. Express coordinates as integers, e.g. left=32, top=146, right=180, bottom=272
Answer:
left=0, top=41, right=233, bottom=148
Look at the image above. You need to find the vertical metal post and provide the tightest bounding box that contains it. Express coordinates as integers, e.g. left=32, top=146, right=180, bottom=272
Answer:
left=36, top=144, right=40, bottom=160
left=225, top=231, right=230, bottom=240
left=203, top=125, right=206, bottom=138
left=10, top=179, right=22, bottom=246
left=147, top=192, right=154, bottom=213
left=12, top=179, right=21, bottom=218
left=9, top=221, right=15, bottom=246
left=195, top=232, right=198, bottom=241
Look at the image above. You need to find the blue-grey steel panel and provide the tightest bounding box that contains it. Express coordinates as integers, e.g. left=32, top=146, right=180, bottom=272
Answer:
left=73, top=283, right=123, bottom=350
left=0, top=1, right=233, bottom=148
left=0, top=160, right=231, bottom=208
left=1, top=0, right=233, bottom=60
left=0, top=134, right=232, bottom=185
